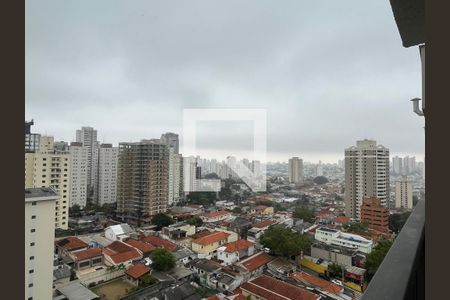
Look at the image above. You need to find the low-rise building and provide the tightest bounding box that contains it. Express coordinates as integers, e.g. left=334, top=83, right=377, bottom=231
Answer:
left=360, top=197, right=389, bottom=234
left=291, top=271, right=344, bottom=296
left=103, top=241, right=142, bottom=267
left=315, top=227, right=373, bottom=253
left=310, top=243, right=357, bottom=267
left=254, top=205, right=274, bottom=215
left=104, top=223, right=134, bottom=241
left=236, top=252, right=274, bottom=279
left=217, top=240, right=255, bottom=266
left=201, top=210, right=232, bottom=223
left=191, top=231, right=231, bottom=257
left=240, top=275, right=320, bottom=300
left=70, top=248, right=103, bottom=270
left=125, top=263, right=152, bottom=286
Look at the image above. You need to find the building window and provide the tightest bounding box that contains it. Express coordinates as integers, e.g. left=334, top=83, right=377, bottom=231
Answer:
left=30, top=256, right=35, bottom=260
left=29, top=269, right=34, bottom=274
left=30, top=242, right=35, bottom=247
left=31, top=215, right=36, bottom=219
left=28, top=283, right=33, bottom=288
left=30, top=229, right=36, bottom=233
left=31, top=202, right=37, bottom=206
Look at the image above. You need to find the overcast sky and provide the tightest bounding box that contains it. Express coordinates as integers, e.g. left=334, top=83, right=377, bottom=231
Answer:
left=25, top=0, right=424, bottom=163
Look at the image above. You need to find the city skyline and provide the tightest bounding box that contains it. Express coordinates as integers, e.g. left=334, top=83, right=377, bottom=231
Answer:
left=26, top=1, right=424, bottom=164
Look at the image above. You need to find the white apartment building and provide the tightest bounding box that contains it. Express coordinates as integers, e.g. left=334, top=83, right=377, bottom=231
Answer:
left=96, top=144, right=119, bottom=205
left=25, top=136, right=71, bottom=230
left=315, top=227, right=373, bottom=254
left=395, top=176, right=413, bottom=209
left=69, top=142, right=88, bottom=208
left=75, top=126, right=98, bottom=191
left=288, top=157, right=304, bottom=184
left=345, top=139, right=390, bottom=220
left=392, top=156, right=403, bottom=175
left=25, top=187, right=58, bottom=300
left=168, top=147, right=182, bottom=206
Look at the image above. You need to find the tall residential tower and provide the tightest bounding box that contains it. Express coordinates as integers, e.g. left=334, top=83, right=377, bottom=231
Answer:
left=344, top=139, right=390, bottom=220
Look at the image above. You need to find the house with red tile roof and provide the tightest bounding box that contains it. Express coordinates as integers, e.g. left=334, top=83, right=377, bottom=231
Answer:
left=125, top=239, right=157, bottom=254
left=191, top=231, right=231, bottom=257
left=240, top=275, right=320, bottom=300
left=103, top=241, right=142, bottom=267
left=70, top=248, right=103, bottom=270
left=140, top=235, right=178, bottom=252
left=236, top=252, right=274, bottom=279
left=253, top=220, right=276, bottom=230
left=254, top=205, right=274, bottom=215
left=333, top=216, right=350, bottom=226
left=56, top=236, right=89, bottom=257
left=217, top=240, right=255, bottom=266
left=125, top=263, right=152, bottom=286
left=291, top=271, right=344, bottom=296
left=201, top=210, right=231, bottom=223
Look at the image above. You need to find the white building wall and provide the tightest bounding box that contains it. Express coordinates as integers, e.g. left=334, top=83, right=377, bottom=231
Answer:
left=69, top=145, right=88, bottom=207
left=97, top=146, right=119, bottom=205
left=25, top=192, right=57, bottom=300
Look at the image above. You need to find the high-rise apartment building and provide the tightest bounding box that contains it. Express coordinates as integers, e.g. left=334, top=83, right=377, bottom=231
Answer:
left=395, top=176, right=413, bottom=209
left=25, top=120, right=41, bottom=153
left=360, top=197, right=389, bottom=234
left=117, top=139, right=169, bottom=225
left=75, top=126, right=98, bottom=192
left=403, top=156, right=416, bottom=174
left=392, top=156, right=403, bottom=175
left=161, top=133, right=182, bottom=206
left=160, top=132, right=179, bottom=154
left=344, top=139, right=390, bottom=220
left=95, top=144, right=119, bottom=206
left=25, top=136, right=71, bottom=230
left=69, top=142, right=88, bottom=208
left=25, top=187, right=58, bottom=300
left=288, top=157, right=304, bottom=184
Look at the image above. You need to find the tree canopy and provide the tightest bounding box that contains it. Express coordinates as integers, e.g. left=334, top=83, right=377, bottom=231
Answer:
left=313, top=176, right=329, bottom=185
left=151, top=248, right=176, bottom=271
left=364, top=239, right=393, bottom=282
left=259, top=226, right=311, bottom=258
left=292, top=206, right=315, bottom=223
left=389, top=212, right=411, bottom=234
left=151, top=213, right=174, bottom=229
left=185, top=216, right=203, bottom=227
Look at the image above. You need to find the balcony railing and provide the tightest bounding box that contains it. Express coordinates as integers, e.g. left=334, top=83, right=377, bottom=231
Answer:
left=362, top=199, right=425, bottom=300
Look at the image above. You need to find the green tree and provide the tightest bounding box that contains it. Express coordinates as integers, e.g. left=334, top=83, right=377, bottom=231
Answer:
left=151, top=213, right=174, bottom=230
left=389, top=212, right=411, bottom=233
left=140, top=274, right=159, bottom=286
left=343, top=222, right=369, bottom=234
left=328, top=262, right=343, bottom=278
left=260, top=226, right=311, bottom=258
left=151, top=248, right=176, bottom=271
left=185, top=216, right=203, bottom=227
left=292, top=206, right=315, bottom=223
left=313, top=176, right=329, bottom=185
left=365, top=239, right=393, bottom=282
left=69, top=204, right=82, bottom=217
left=232, top=207, right=242, bottom=214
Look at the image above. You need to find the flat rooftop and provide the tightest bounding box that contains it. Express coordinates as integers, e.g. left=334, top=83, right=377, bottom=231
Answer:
left=25, top=187, right=58, bottom=201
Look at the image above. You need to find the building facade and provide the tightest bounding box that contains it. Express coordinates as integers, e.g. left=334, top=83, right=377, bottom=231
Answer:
left=360, top=197, right=389, bottom=233
left=25, top=120, right=41, bottom=153
left=116, top=139, right=170, bottom=224
left=345, top=139, right=390, bottom=220
left=69, top=142, right=88, bottom=208
left=25, top=136, right=71, bottom=230
left=95, top=144, right=119, bottom=206
left=25, top=188, right=58, bottom=300
left=288, top=157, right=304, bottom=184
left=395, top=176, right=413, bottom=209
left=75, top=126, right=98, bottom=193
